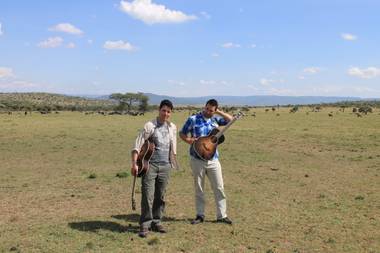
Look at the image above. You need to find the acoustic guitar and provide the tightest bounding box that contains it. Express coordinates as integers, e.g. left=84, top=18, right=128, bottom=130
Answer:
left=131, top=139, right=155, bottom=210
left=192, top=112, right=243, bottom=161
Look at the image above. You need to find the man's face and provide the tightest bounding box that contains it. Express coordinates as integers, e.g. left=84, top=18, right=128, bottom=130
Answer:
left=158, top=105, right=172, bottom=122
left=203, top=104, right=217, bottom=118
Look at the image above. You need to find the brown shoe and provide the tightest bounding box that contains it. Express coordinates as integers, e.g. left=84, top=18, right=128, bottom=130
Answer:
left=152, top=223, right=167, bottom=233
left=138, top=226, right=149, bottom=238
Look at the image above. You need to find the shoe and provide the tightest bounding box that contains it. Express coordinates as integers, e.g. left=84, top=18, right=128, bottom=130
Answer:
left=151, top=223, right=167, bottom=233
left=216, top=217, right=233, bottom=225
left=191, top=215, right=204, bottom=225
left=138, top=226, right=149, bottom=238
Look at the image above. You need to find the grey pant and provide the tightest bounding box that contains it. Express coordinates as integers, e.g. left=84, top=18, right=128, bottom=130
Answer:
left=190, top=156, right=227, bottom=219
left=139, top=163, right=171, bottom=228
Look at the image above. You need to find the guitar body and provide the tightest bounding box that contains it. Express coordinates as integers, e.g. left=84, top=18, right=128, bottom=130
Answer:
left=136, top=139, right=155, bottom=177
left=192, top=128, right=225, bottom=161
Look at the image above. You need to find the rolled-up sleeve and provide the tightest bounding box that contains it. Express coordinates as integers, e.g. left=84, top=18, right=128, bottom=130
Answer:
left=132, top=122, right=152, bottom=153
left=215, top=116, right=228, bottom=126
left=180, top=117, right=193, bottom=136
left=172, top=124, right=177, bottom=155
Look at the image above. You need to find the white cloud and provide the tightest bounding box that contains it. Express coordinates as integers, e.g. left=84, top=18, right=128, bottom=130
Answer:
left=92, top=81, right=100, bottom=86
left=49, top=23, right=83, bottom=35
left=260, top=78, right=275, bottom=86
left=103, top=40, right=136, bottom=51
left=311, top=85, right=344, bottom=94
left=0, top=67, right=52, bottom=91
left=199, top=80, right=230, bottom=87
left=168, top=79, right=185, bottom=86
left=303, top=67, right=321, bottom=74
left=348, top=67, right=380, bottom=79
left=119, top=0, right=197, bottom=25
left=0, top=23, right=3, bottom=36
left=66, top=42, right=76, bottom=48
left=0, top=67, right=14, bottom=78
left=200, top=79, right=216, bottom=85
left=247, top=84, right=259, bottom=90
left=341, top=33, right=357, bottom=41
left=200, top=11, right=211, bottom=19
left=211, top=53, right=219, bottom=57
left=221, top=42, right=241, bottom=48
left=0, top=80, right=40, bottom=89
left=268, top=87, right=295, bottom=95
left=220, top=80, right=230, bottom=86
left=353, top=87, right=379, bottom=93
left=298, top=76, right=305, bottom=80
left=38, top=37, right=63, bottom=48
left=250, top=44, right=257, bottom=48
left=260, top=78, right=285, bottom=86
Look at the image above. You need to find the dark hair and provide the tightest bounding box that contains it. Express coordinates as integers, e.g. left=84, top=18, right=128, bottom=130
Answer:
left=159, top=99, right=173, bottom=110
left=206, top=99, right=218, bottom=109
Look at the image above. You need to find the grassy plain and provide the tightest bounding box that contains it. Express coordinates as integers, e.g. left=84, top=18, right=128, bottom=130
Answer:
left=0, top=108, right=379, bottom=252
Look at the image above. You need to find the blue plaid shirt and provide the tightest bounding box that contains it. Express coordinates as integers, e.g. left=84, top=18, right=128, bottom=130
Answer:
left=180, top=112, right=228, bottom=160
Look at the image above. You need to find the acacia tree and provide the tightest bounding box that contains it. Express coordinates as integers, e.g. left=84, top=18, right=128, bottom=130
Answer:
left=110, top=92, right=149, bottom=112
left=138, top=93, right=149, bottom=112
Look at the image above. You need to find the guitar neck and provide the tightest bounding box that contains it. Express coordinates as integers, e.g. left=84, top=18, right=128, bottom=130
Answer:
left=215, top=116, right=239, bottom=138
left=131, top=175, right=137, bottom=210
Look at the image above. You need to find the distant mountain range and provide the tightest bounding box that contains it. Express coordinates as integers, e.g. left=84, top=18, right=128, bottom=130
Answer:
left=82, top=93, right=366, bottom=106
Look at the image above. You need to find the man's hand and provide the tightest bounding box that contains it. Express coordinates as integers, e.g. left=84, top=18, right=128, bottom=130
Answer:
left=186, top=137, right=197, bottom=145
left=180, top=132, right=197, bottom=145
left=131, top=163, right=138, bottom=176
left=215, top=108, right=233, bottom=121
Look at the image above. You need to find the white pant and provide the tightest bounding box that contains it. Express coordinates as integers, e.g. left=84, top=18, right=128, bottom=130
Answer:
left=190, top=156, right=227, bottom=219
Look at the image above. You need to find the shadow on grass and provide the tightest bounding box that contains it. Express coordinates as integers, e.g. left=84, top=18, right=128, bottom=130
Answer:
left=68, top=221, right=139, bottom=233
left=162, top=216, right=189, bottom=222
left=111, top=214, right=140, bottom=222
left=112, top=214, right=188, bottom=223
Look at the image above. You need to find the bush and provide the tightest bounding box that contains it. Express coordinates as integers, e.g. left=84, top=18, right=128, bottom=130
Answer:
left=358, top=106, right=372, bottom=114
left=88, top=173, right=97, bottom=179
left=116, top=172, right=129, bottom=178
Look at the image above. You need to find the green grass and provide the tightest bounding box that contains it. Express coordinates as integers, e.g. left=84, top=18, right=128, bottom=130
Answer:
left=0, top=108, right=379, bottom=252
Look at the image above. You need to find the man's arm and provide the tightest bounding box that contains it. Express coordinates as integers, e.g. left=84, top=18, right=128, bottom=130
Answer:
left=179, top=132, right=196, bottom=145
left=131, top=150, right=138, bottom=176
left=216, top=108, right=233, bottom=122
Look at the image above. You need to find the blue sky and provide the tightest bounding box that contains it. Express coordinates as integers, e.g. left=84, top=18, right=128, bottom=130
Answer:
left=0, top=0, right=379, bottom=97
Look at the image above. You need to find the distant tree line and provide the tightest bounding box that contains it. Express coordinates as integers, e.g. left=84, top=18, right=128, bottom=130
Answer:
left=2, top=93, right=379, bottom=113
left=0, top=92, right=152, bottom=112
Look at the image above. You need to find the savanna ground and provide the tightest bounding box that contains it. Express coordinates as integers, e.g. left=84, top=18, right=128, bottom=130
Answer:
left=0, top=108, right=379, bottom=253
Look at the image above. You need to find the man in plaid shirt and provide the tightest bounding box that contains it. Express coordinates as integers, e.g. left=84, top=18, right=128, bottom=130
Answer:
left=179, top=99, right=233, bottom=225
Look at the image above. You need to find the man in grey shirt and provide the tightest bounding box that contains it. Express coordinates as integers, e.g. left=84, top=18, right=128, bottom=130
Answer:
left=131, top=99, right=178, bottom=238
